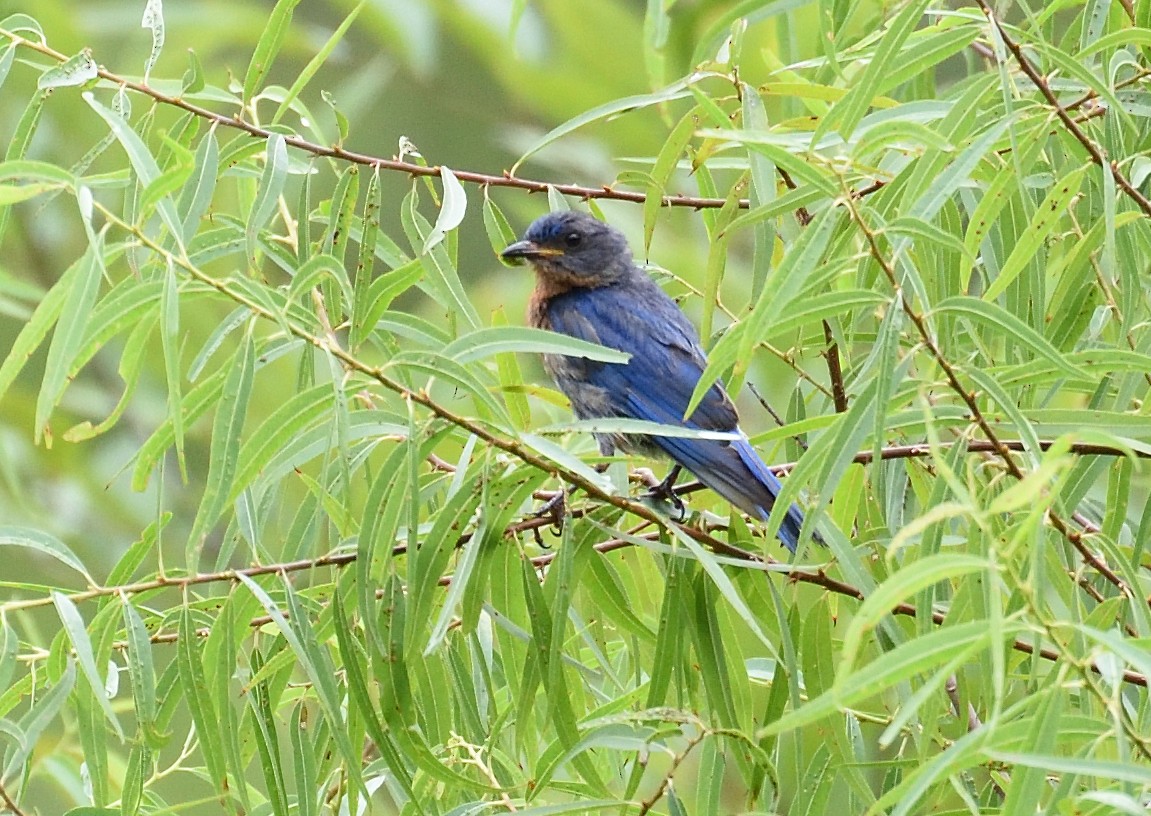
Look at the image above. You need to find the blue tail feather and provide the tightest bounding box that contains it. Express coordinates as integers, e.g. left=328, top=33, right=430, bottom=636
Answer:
left=732, top=438, right=806, bottom=552
left=654, top=433, right=809, bottom=553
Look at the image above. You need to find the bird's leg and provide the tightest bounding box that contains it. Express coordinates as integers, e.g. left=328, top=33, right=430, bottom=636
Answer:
left=532, top=462, right=611, bottom=533
left=642, top=464, right=686, bottom=520
left=532, top=486, right=569, bottom=531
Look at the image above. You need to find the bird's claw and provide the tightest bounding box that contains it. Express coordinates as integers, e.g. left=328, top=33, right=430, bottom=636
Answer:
left=533, top=490, right=566, bottom=534
left=641, top=465, right=687, bottom=521
left=642, top=485, right=687, bottom=521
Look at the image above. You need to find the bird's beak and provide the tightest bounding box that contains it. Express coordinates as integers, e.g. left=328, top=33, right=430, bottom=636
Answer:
left=501, top=240, right=564, bottom=264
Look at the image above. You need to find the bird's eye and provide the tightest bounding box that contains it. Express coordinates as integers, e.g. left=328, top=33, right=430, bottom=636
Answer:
left=565, top=232, right=582, bottom=248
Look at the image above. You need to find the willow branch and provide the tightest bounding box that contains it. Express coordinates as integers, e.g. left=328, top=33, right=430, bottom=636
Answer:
left=672, top=438, right=1151, bottom=499
left=9, top=423, right=1144, bottom=688
left=844, top=196, right=1137, bottom=604
left=0, top=780, right=27, bottom=816
left=636, top=730, right=708, bottom=816
left=974, top=1, right=1151, bottom=219
left=4, top=437, right=1135, bottom=616
left=2, top=28, right=894, bottom=216
left=0, top=29, right=738, bottom=210
left=822, top=318, right=849, bottom=413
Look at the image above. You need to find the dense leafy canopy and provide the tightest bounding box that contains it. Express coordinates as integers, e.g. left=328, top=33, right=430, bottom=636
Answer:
left=1, top=1, right=1151, bottom=814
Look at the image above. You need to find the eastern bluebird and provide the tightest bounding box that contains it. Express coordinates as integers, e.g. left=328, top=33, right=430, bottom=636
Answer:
left=502, top=211, right=813, bottom=552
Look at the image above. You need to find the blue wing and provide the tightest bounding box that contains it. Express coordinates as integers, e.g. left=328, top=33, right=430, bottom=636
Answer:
left=544, top=279, right=736, bottom=428
left=544, top=282, right=807, bottom=551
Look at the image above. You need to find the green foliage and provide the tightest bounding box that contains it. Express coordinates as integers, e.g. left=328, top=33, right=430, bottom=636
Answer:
left=1, top=1, right=1151, bottom=814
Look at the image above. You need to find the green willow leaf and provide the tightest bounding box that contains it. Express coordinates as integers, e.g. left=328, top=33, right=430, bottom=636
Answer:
left=229, top=383, right=334, bottom=500
left=0, top=526, right=92, bottom=581
left=813, top=0, right=932, bottom=142
left=760, top=620, right=1002, bottom=739
left=331, top=587, right=421, bottom=807
left=33, top=242, right=103, bottom=443
left=178, top=127, right=218, bottom=243
left=177, top=604, right=229, bottom=796
left=981, top=165, right=1089, bottom=302
left=52, top=593, right=123, bottom=740
left=119, top=600, right=160, bottom=748
left=401, top=187, right=480, bottom=330
left=242, top=0, right=301, bottom=101
left=351, top=167, right=382, bottom=349
left=933, top=296, right=1086, bottom=378
left=840, top=554, right=989, bottom=674
left=38, top=49, right=97, bottom=89
left=510, top=75, right=706, bottom=174
left=442, top=326, right=630, bottom=364
left=186, top=326, right=256, bottom=564
left=131, top=368, right=225, bottom=490
left=83, top=92, right=184, bottom=248
left=246, top=133, right=288, bottom=263
left=3, top=661, right=75, bottom=781
left=0, top=181, right=60, bottom=203
left=236, top=574, right=368, bottom=797
left=643, top=105, right=699, bottom=251
left=271, top=1, right=364, bottom=124
left=160, top=261, right=185, bottom=478
left=668, top=524, right=782, bottom=661
left=689, top=0, right=810, bottom=67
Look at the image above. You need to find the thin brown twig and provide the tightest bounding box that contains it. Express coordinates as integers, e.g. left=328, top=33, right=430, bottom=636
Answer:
left=636, top=730, right=707, bottom=816
left=822, top=319, right=849, bottom=412
left=1065, top=65, right=1151, bottom=113
left=843, top=196, right=1138, bottom=604
left=0, top=780, right=27, bottom=816
left=746, top=381, right=800, bottom=443
left=969, top=39, right=996, bottom=61
left=0, top=29, right=739, bottom=211
left=674, top=437, right=1151, bottom=498
left=71, top=507, right=1147, bottom=688
left=776, top=166, right=849, bottom=411
left=3, top=28, right=900, bottom=221
left=0, top=550, right=358, bottom=612
left=975, top=2, right=1151, bottom=219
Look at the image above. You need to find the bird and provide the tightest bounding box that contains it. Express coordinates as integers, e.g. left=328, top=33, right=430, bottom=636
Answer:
left=501, top=210, right=813, bottom=552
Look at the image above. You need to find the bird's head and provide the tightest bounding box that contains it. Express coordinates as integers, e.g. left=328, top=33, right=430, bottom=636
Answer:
left=501, top=211, right=633, bottom=286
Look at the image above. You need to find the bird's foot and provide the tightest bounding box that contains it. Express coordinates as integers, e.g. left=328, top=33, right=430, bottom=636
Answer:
left=531, top=463, right=610, bottom=537
left=533, top=489, right=567, bottom=534
left=640, top=465, right=686, bottom=521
